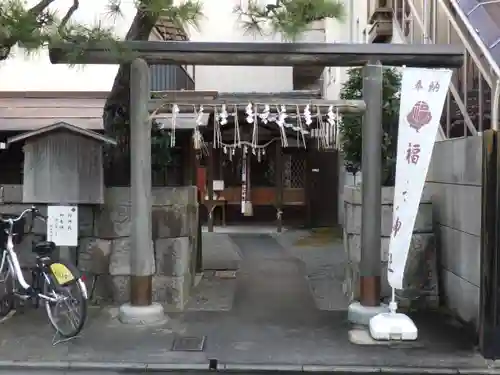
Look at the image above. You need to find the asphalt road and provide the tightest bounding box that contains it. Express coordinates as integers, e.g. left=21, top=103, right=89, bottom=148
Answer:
left=0, top=369, right=490, bottom=375
left=0, top=373, right=463, bottom=375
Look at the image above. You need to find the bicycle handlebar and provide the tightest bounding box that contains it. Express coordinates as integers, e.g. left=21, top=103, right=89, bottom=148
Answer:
left=0, top=206, right=46, bottom=224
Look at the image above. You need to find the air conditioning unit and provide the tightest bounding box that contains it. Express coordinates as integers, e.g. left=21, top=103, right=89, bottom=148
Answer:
left=374, top=0, right=394, bottom=8
left=368, top=0, right=394, bottom=43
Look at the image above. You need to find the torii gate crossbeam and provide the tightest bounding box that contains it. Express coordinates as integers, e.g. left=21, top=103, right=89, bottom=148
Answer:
left=49, top=41, right=463, bottom=67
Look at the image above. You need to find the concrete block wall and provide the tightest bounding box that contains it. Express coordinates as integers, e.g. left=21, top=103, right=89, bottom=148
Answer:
left=343, top=185, right=439, bottom=308
left=0, top=185, right=199, bottom=311
left=427, top=136, right=482, bottom=327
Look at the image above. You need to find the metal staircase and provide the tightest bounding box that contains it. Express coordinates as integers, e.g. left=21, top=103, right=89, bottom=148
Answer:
left=388, top=0, right=500, bottom=138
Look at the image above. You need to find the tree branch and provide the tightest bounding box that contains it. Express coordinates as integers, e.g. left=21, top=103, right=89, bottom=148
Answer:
left=28, top=0, right=56, bottom=15
left=0, top=0, right=56, bottom=60
left=59, top=0, right=80, bottom=32
left=234, top=0, right=345, bottom=40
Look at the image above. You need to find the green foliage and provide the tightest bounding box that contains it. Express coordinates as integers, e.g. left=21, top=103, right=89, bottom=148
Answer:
left=0, top=0, right=204, bottom=62
left=104, top=117, right=173, bottom=180
left=234, top=0, right=345, bottom=40
left=339, top=67, right=401, bottom=186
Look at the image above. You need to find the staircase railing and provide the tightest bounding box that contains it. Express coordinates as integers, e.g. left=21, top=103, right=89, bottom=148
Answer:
left=448, top=0, right=500, bottom=133
left=392, top=0, right=500, bottom=137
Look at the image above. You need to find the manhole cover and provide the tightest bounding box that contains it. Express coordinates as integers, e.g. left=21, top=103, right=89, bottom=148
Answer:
left=172, top=335, right=206, bottom=351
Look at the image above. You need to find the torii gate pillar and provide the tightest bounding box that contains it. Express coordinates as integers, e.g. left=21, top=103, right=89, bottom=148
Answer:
left=118, top=58, right=165, bottom=325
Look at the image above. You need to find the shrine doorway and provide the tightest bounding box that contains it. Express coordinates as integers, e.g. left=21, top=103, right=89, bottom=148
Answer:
left=307, top=147, right=339, bottom=228
left=196, top=140, right=340, bottom=232
left=197, top=141, right=309, bottom=230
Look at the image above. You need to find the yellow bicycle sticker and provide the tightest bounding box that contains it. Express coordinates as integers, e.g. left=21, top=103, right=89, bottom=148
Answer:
left=50, top=263, right=75, bottom=285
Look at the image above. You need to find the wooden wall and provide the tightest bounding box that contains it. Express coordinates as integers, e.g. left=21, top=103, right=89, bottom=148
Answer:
left=23, top=132, right=104, bottom=204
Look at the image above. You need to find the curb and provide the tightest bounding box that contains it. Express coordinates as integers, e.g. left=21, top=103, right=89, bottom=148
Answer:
left=0, top=361, right=498, bottom=374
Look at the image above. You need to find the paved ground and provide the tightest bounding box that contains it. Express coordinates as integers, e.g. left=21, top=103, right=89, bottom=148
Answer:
left=0, top=231, right=492, bottom=374
left=201, top=233, right=242, bottom=271
left=274, top=229, right=348, bottom=311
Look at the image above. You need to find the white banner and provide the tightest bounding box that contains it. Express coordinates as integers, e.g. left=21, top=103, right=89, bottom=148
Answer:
left=388, top=67, right=452, bottom=290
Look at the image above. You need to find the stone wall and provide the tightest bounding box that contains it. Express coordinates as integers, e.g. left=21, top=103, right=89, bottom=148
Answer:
left=0, top=185, right=199, bottom=311
left=427, top=136, right=481, bottom=328
left=343, top=185, right=439, bottom=308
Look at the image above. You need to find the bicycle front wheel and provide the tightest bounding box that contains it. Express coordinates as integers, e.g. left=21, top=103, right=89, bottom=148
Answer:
left=0, top=262, right=14, bottom=318
left=44, top=276, right=87, bottom=338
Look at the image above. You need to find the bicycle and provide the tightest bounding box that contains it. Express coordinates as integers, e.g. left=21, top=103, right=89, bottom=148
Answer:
left=0, top=206, right=88, bottom=339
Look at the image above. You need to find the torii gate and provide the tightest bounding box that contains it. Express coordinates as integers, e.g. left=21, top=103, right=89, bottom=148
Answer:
left=49, top=40, right=463, bottom=326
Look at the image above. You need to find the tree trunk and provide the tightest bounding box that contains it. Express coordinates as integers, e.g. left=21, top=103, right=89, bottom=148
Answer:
left=102, top=10, right=158, bottom=186
left=103, top=10, right=158, bottom=134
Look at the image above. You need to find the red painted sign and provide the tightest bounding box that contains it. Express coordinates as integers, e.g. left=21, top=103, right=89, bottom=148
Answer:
left=407, top=101, right=432, bottom=132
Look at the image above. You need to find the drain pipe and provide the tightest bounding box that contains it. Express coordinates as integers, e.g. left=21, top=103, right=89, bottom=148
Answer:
left=493, top=79, right=500, bottom=131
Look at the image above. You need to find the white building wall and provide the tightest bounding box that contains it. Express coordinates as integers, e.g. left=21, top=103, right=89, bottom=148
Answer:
left=323, top=0, right=370, bottom=101
left=187, top=0, right=293, bottom=93
left=391, top=20, right=406, bottom=44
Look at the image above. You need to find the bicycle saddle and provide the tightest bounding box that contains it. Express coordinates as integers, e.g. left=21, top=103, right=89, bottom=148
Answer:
left=32, top=241, right=56, bottom=256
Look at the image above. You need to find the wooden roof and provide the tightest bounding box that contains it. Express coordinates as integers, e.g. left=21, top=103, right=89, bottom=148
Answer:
left=7, top=121, right=116, bottom=145
left=0, top=92, right=106, bottom=131
left=153, top=16, right=189, bottom=41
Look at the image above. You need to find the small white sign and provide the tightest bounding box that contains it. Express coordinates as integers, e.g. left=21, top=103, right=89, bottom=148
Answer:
left=47, top=205, right=78, bottom=247
left=213, top=180, right=225, bottom=191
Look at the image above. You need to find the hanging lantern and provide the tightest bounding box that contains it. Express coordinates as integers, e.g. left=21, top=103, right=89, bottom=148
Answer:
left=193, top=129, right=202, bottom=150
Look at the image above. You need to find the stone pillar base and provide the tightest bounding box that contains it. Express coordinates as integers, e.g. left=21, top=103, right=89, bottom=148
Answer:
left=347, top=301, right=389, bottom=326
left=118, top=302, right=167, bottom=326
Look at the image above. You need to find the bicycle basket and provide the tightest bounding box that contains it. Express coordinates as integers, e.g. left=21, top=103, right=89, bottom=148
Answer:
left=0, top=214, right=26, bottom=247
